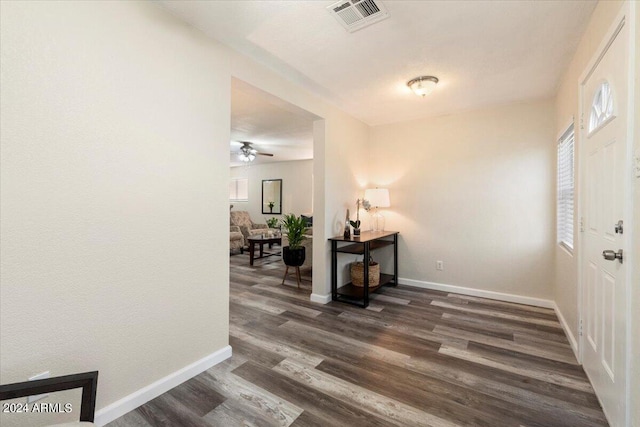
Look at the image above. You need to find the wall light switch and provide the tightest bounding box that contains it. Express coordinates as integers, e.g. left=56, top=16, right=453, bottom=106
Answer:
left=634, top=149, right=640, bottom=178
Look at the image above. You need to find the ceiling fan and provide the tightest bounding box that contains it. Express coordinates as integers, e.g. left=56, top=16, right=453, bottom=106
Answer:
left=235, top=141, right=274, bottom=163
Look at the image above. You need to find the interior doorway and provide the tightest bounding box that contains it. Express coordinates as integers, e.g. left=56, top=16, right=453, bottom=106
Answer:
left=228, top=78, right=320, bottom=293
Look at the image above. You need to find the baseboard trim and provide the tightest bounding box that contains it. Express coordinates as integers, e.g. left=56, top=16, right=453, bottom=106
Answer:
left=94, top=345, right=232, bottom=426
left=398, top=278, right=582, bottom=364
left=310, top=293, right=331, bottom=304
left=398, top=277, right=555, bottom=309
left=553, top=302, right=580, bottom=362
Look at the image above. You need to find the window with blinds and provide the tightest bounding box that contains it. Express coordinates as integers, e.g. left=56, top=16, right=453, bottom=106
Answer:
left=557, top=125, right=574, bottom=251
left=230, top=178, right=248, bottom=202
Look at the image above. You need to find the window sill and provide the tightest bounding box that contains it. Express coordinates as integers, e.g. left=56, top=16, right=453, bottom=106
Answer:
left=559, top=242, right=574, bottom=257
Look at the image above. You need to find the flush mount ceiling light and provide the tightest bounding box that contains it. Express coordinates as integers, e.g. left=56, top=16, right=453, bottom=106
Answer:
left=407, top=76, right=439, bottom=97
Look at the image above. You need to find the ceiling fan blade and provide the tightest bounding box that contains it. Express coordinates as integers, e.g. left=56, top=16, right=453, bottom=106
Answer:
left=256, top=152, right=274, bottom=157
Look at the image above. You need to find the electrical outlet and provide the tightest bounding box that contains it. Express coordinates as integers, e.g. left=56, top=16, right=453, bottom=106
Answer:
left=436, top=260, right=444, bottom=271
left=27, top=371, right=50, bottom=403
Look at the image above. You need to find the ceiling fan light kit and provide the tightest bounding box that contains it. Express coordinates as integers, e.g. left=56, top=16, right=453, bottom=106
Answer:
left=238, top=150, right=256, bottom=163
left=236, top=141, right=274, bottom=163
left=407, top=76, right=439, bottom=97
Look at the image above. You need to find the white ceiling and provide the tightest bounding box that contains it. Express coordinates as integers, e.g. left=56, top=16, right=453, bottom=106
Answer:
left=161, top=0, right=597, bottom=164
left=160, top=0, right=597, bottom=127
left=230, top=80, right=316, bottom=167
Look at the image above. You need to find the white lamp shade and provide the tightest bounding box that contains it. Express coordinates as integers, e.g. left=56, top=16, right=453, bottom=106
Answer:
left=364, top=188, right=390, bottom=208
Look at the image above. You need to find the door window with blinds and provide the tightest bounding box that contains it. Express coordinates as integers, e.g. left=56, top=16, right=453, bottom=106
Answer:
left=230, top=178, right=248, bottom=202
left=557, top=125, right=575, bottom=251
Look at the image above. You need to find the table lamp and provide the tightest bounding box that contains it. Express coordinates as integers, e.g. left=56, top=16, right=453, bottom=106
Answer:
left=364, top=188, right=390, bottom=232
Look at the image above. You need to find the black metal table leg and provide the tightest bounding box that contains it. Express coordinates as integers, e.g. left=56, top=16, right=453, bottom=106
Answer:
left=393, top=233, right=398, bottom=286
left=331, top=240, right=338, bottom=300
left=363, top=242, right=370, bottom=308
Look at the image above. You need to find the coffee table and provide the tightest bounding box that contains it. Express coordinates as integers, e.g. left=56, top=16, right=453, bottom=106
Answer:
left=247, top=236, right=282, bottom=266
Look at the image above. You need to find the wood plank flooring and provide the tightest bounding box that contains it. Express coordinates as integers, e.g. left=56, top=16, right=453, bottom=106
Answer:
left=107, top=253, right=607, bottom=427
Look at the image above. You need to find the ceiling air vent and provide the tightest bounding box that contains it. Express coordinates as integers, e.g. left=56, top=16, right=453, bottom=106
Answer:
left=327, top=0, right=389, bottom=33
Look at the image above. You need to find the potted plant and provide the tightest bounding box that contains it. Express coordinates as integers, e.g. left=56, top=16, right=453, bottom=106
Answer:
left=349, top=198, right=370, bottom=236
left=268, top=201, right=275, bottom=213
left=266, top=217, right=279, bottom=229
left=281, top=213, right=307, bottom=267
left=349, top=218, right=360, bottom=236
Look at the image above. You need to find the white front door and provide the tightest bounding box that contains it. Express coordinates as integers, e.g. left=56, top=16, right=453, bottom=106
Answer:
left=580, top=13, right=629, bottom=427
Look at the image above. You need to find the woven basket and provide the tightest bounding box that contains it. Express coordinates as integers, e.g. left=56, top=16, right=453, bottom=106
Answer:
left=350, top=260, right=380, bottom=287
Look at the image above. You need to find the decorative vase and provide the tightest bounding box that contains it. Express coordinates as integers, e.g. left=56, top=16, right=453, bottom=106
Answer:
left=283, top=246, right=306, bottom=267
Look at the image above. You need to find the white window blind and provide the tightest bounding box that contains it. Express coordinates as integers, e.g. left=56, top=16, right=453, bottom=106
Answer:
left=230, top=178, right=248, bottom=202
left=557, top=125, right=574, bottom=250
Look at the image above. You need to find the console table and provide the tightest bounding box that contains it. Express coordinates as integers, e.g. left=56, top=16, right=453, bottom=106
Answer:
left=329, top=230, right=399, bottom=308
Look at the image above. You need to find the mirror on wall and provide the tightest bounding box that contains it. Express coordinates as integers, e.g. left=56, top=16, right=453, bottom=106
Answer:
left=262, top=179, right=282, bottom=214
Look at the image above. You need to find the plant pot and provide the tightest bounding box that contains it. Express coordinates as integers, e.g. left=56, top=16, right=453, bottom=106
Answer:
left=283, top=246, right=306, bottom=267
left=353, top=228, right=361, bottom=236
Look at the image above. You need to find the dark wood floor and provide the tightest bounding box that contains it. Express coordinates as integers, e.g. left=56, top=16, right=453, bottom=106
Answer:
left=108, top=252, right=608, bottom=427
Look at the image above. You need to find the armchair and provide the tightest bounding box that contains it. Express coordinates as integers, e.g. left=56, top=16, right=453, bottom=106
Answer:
left=230, top=225, right=244, bottom=254
left=230, top=211, right=271, bottom=244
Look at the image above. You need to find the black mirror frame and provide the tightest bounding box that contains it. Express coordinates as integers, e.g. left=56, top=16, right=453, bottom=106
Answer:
left=262, top=179, right=282, bottom=215
left=0, top=371, right=98, bottom=422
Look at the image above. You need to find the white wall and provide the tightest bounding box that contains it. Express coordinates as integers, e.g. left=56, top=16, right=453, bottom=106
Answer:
left=0, top=2, right=371, bottom=425
left=230, top=160, right=313, bottom=222
left=369, top=101, right=556, bottom=301
left=0, top=1, right=231, bottom=425
left=553, top=0, right=625, bottom=348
